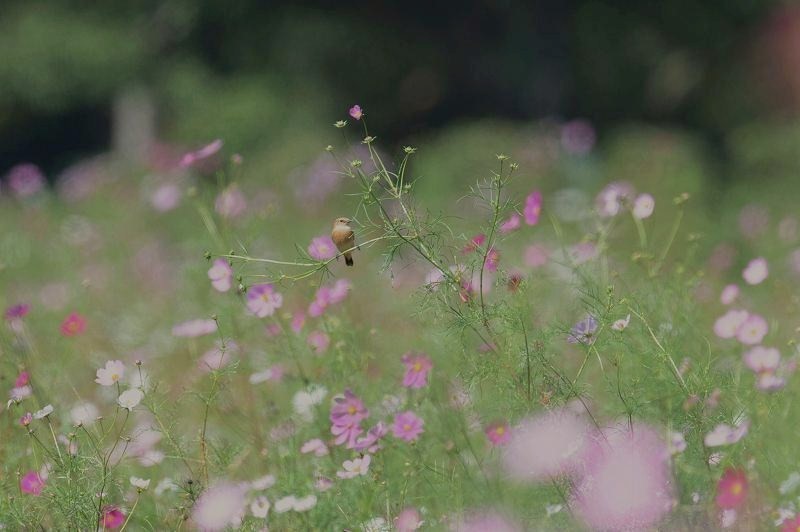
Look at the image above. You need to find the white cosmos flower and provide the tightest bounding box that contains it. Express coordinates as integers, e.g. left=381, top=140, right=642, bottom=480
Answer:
left=95, top=360, right=126, bottom=386
left=70, top=402, right=99, bottom=426
left=130, top=476, right=151, bottom=490
left=250, top=496, right=270, bottom=518
left=33, top=404, right=54, bottom=419
left=118, top=388, right=144, bottom=410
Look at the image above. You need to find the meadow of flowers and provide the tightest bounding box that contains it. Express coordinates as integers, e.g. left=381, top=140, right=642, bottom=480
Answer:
left=2, top=107, right=800, bottom=531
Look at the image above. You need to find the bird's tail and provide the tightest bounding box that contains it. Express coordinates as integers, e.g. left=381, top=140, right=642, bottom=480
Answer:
left=344, top=252, right=354, bottom=267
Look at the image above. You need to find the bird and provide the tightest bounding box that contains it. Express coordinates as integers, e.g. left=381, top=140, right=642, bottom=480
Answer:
left=331, top=217, right=356, bottom=266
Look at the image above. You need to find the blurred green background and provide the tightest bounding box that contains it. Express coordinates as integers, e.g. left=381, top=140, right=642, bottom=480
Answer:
left=3, top=0, right=800, bottom=185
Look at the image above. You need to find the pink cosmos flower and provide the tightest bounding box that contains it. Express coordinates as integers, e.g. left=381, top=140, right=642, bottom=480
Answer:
left=246, top=284, right=283, bottom=317
left=5, top=163, right=45, bottom=198
left=632, top=193, right=655, bottom=219
left=5, top=303, right=30, bottom=321
left=716, top=469, right=748, bottom=509
left=172, top=318, right=218, bottom=337
left=198, top=341, right=238, bottom=373
left=332, top=422, right=363, bottom=448
left=596, top=182, right=635, bottom=217
left=300, top=438, right=329, bottom=457
left=611, top=314, right=631, bottom=331
left=14, top=371, right=29, bottom=387
left=20, top=471, right=45, bottom=495
left=572, top=423, right=675, bottom=531
left=524, top=191, right=543, bottom=225
left=484, top=247, right=500, bottom=272
left=19, top=412, right=32, bottom=426
left=499, top=213, right=521, bottom=234
left=179, top=139, right=223, bottom=168
left=214, top=184, right=247, bottom=219
left=780, top=515, right=800, bottom=532
left=736, top=313, right=768, bottom=345
left=100, top=506, right=125, bottom=529
left=485, top=421, right=511, bottom=446
left=569, top=242, right=598, bottom=264
left=354, top=422, right=389, bottom=453
left=291, top=310, right=305, bottom=333
left=742, top=257, right=768, bottom=285
left=330, top=389, right=369, bottom=426
left=349, top=105, right=363, bottom=120
left=336, top=454, right=371, bottom=479
left=150, top=183, right=182, bottom=212
left=401, top=352, right=433, bottom=388
left=502, top=408, right=592, bottom=481
left=713, top=309, right=750, bottom=339
left=60, top=312, right=86, bottom=336
left=567, top=315, right=598, bottom=345
left=524, top=244, right=549, bottom=267
left=704, top=421, right=750, bottom=447
left=208, top=259, right=233, bottom=292
left=308, top=236, right=337, bottom=261
left=191, top=482, right=248, bottom=531
left=463, top=234, right=486, bottom=254
left=307, top=330, right=330, bottom=354
left=743, top=346, right=781, bottom=373
left=396, top=507, right=423, bottom=531
left=720, top=284, right=739, bottom=305
left=392, top=411, right=424, bottom=442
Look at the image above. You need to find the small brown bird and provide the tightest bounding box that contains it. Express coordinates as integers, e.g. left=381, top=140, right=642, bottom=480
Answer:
left=331, top=217, right=356, bottom=266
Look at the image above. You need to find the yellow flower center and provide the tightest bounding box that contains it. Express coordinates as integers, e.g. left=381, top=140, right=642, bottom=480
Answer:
left=261, top=293, right=271, bottom=302
left=730, top=482, right=742, bottom=495
left=348, top=406, right=356, bottom=415
left=111, top=373, right=119, bottom=381
left=495, top=426, right=505, bottom=435
left=413, top=362, right=422, bottom=372
left=403, top=424, right=411, bottom=431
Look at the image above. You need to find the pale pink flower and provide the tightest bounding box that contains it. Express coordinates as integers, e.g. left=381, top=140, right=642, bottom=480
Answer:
left=180, top=139, right=223, bottom=168
left=713, top=309, right=749, bottom=339
left=396, top=507, right=423, bottom=531
left=6, top=163, right=45, bottom=198
left=668, top=431, right=687, bottom=455
left=332, top=422, right=362, bottom=448
left=208, top=259, right=233, bottom=292
left=524, top=191, right=543, bottom=225
left=704, top=420, right=749, bottom=447
left=392, top=411, right=424, bottom=442
left=199, top=341, right=238, bottom=372
left=524, top=244, right=549, bottom=267
left=742, top=257, right=768, bottom=285
left=499, top=213, right=521, bottom=233
left=95, top=360, right=125, bottom=386
left=401, top=352, right=433, bottom=388
left=330, top=390, right=369, bottom=426
left=336, top=454, right=371, bottom=479
left=308, top=236, right=337, bottom=260
left=757, top=372, right=787, bottom=392
left=561, top=119, right=596, bottom=155
left=300, top=438, right=329, bottom=457
left=596, top=182, right=635, bottom=217
left=291, top=310, right=305, bottom=333
left=720, top=284, right=739, bottom=305
left=569, top=242, right=598, bottom=264
left=611, top=314, right=631, bottom=331
left=307, top=330, right=330, bottom=354
left=743, top=346, right=781, bottom=373
left=484, top=247, right=500, bottom=272
left=250, top=496, right=270, bottom=518
left=736, top=314, right=768, bottom=345
left=349, top=105, right=363, bottom=120
left=247, top=284, right=283, bottom=317
left=214, top=184, right=247, bottom=219
left=632, top=193, right=655, bottom=219
left=151, top=183, right=182, bottom=212
left=354, top=422, right=389, bottom=453
left=191, top=482, right=248, bottom=531
left=502, top=408, right=591, bottom=481
left=172, top=318, right=217, bottom=337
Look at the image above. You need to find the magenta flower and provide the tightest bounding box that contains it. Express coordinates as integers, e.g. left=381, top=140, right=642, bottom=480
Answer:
left=401, top=352, right=433, bottom=388
left=4, top=303, right=30, bottom=321
left=171, top=318, right=218, bottom=338
left=60, top=312, right=86, bottom=336
left=214, top=184, right=247, bottom=219
left=308, top=236, right=337, bottom=261
left=5, top=163, right=45, bottom=198
left=392, top=411, right=424, bottom=442
left=307, top=330, right=330, bottom=354
left=179, top=139, right=223, bottom=168
left=716, top=469, right=748, bottom=509
left=207, top=259, right=233, bottom=292
left=349, top=105, right=363, bottom=120
left=14, top=371, right=29, bottom=387
left=330, top=389, right=369, bottom=426
left=246, top=284, right=283, bottom=317
left=100, top=506, right=125, bottom=529
left=331, top=422, right=363, bottom=448
left=499, top=213, right=521, bottom=234
left=485, top=421, right=511, bottom=446
left=742, top=257, right=768, bottom=285
left=20, top=471, right=45, bottom=495
left=463, top=233, right=486, bottom=254
left=19, top=412, right=32, bottom=426
left=523, top=190, right=543, bottom=225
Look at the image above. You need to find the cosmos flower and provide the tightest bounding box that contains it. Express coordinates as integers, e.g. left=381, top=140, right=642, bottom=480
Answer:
left=484, top=247, right=501, bottom=272
left=207, top=259, right=233, bottom=292
left=401, top=352, right=433, bottom=388
left=736, top=314, right=768, bottom=345
left=300, top=438, right=329, bottom=457
left=292, top=385, right=327, bottom=421
left=451, top=511, right=522, bottom=532
left=704, top=420, right=750, bottom=447
left=150, top=183, right=182, bottom=212
left=713, top=309, right=749, bottom=339
left=524, top=191, right=543, bottom=225
left=100, top=506, right=125, bottom=529
left=130, top=476, right=151, bottom=490
left=95, top=360, right=126, bottom=386
left=780, top=515, right=800, bottom=532
left=20, top=471, right=45, bottom=495
left=118, top=388, right=144, bottom=411
left=502, top=408, right=591, bottom=481
left=246, top=284, right=283, bottom=317
left=274, top=494, right=317, bottom=513
left=463, top=234, right=486, bottom=254
left=485, top=421, right=511, bottom=446
left=330, top=389, right=369, bottom=426
left=60, top=312, right=87, bottom=336
left=214, top=184, right=247, bottom=219
left=336, top=454, right=371, bottom=479
left=191, top=482, right=248, bottom=531
left=14, top=371, right=29, bottom=387
left=392, top=411, right=424, bottom=442
left=354, top=422, right=389, bottom=453
left=349, top=105, right=363, bottom=120
left=742, top=257, right=768, bottom=285
left=567, top=315, right=598, bottom=345
left=632, top=193, right=655, bottom=219
left=595, top=182, right=635, bottom=217
left=179, top=139, right=223, bottom=168
left=611, top=314, right=631, bottom=331
left=743, top=346, right=781, bottom=374
left=716, top=469, right=748, bottom=509
left=33, top=404, right=54, bottom=419
left=720, top=285, right=739, bottom=305
left=569, top=242, right=599, bottom=264
left=70, top=402, right=99, bottom=426
left=500, top=213, right=521, bottom=233
left=171, top=318, right=218, bottom=337
left=307, top=330, right=330, bottom=354
left=395, top=507, right=423, bottom=531
left=5, top=303, right=30, bottom=321
left=308, top=236, right=338, bottom=261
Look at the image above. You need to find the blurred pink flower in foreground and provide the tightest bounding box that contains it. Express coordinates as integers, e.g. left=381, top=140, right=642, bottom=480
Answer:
left=214, top=184, right=247, bottom=219
left=330, top=389, right=369, bottom=427
left=308, top=236, right=337, bottom=260
left=207, top=259, right=233, bottom=292
left=180, top=139, right=223, bottom=168
left=395, top=507, right=423, bottom=531
left=485, top=421, right=511, bottom=446
left=5, top=163, right=45, bottom=198
left=308, top=279, right=351, bottom=317
left=463, top=234, right=486, bottom=254
left=742, top=257, right=769, bottom=285
left=524, top=190, right=543, bottom=225
left=247, top=284, right=283, bottom=317
left=60, top=312, right=86, bottom=336
left=191, top=482, right=248, bottom=531
left=572, top=423, right=675, bottom=531
left=172, top=318, right=218, bottom=338
left=14, top=371, right=29, bottom=387
left=716, top=469, right=748, bottom=509
left=484, top=247, right=500, bottom=272
left=503, top=408, right=591, bottom=481
left=100, top=506, right=124, bottom=529
left=392, top=411, right=424, bottom=442
left=401, top=352, right=433, bottom=388
left=451, top=511, right=522, bottom=532
left=713, top=309, right=749, bottom=339
left=20, top=471, right=45, bottom=495
left=336, top=454, right=371, bottom=479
